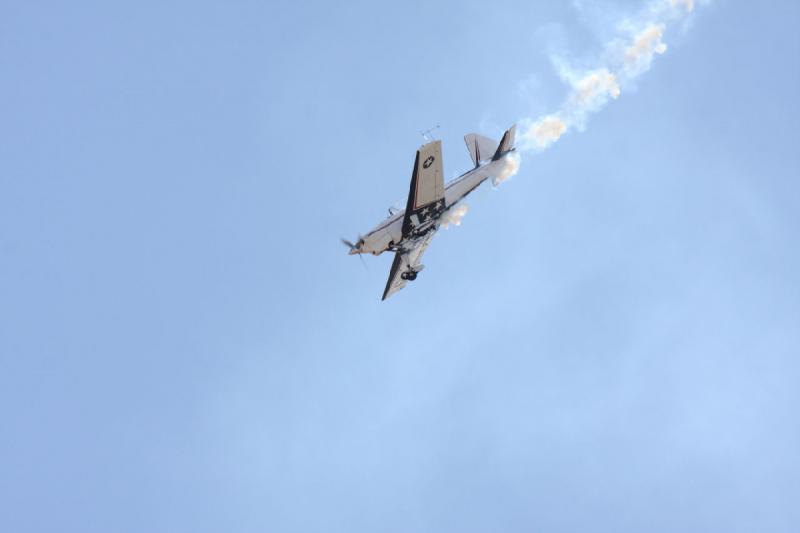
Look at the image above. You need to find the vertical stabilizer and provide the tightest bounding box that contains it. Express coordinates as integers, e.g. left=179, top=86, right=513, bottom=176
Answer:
left=492, top=125, right=517, bottom=160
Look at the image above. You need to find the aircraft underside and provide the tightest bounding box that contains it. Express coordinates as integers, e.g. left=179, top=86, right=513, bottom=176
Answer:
left=345, top=125, right=518, bottom=300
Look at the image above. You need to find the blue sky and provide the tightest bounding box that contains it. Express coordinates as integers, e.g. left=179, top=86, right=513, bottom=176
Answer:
left=1, top=1, right=799, bottom=532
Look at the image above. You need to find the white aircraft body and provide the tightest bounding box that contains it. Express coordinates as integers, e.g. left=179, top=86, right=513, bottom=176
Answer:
left=344, top=125, right=518, bottom=300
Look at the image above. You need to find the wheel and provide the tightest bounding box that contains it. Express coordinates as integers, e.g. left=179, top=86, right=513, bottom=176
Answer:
left=407, top=271, right=417, bottom=281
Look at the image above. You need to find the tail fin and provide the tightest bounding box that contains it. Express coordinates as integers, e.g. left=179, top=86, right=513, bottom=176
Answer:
left=492, top=125, right=517, bottom=160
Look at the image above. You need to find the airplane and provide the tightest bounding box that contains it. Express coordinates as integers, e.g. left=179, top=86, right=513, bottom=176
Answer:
left=343, top=124, right=518, bottom=300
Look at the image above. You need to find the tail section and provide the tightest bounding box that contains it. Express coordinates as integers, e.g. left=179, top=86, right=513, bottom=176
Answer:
left=463, top=125, right=517, bottom=166
left=492, top=124, right=517, bottom=160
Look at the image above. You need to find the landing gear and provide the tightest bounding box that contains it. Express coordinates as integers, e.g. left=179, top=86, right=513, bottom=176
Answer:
left=401, top=271, right=418, bottom=281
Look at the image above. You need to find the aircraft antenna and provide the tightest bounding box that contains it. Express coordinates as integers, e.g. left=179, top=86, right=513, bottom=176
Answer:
left=420, top=124, right=440, bottom=142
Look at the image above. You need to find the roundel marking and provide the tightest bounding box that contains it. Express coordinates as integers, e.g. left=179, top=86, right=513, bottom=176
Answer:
left=423, top=156, right=435, bottom=169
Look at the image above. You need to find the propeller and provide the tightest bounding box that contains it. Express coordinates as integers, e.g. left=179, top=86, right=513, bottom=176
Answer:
left=340, top=236, right=367, bottom=269
left=340, top=237, right=358, bottom=251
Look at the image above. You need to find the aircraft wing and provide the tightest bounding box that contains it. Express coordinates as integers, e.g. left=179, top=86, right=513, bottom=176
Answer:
left=402, top=140, right=445, bottom=238
left=381, top=232, right=435, bottom=300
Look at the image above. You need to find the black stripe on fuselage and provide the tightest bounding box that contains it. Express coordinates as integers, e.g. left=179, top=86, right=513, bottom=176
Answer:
left=401, top=151, right=421, bottom=237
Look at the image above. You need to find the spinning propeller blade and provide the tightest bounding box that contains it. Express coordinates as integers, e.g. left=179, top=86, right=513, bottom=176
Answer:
left=340, top=237, right=367, bottom=269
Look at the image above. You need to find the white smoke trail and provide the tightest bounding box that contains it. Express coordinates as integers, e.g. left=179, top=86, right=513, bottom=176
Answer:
left=517, top=0, right=701, bottom=153
left=440, top=204, right=469, bottom=229
left=493, top=151, right=522, bottom=186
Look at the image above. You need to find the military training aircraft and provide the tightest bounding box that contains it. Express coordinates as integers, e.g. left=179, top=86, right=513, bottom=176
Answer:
left=342, top=125, right=518, bottom=300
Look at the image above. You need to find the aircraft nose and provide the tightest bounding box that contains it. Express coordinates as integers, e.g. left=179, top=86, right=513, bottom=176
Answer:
left=348, top=239, right=364, bottom=254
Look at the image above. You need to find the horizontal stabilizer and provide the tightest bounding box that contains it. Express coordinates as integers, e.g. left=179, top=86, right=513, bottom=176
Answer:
left=464, top=134, right=499, bottom=167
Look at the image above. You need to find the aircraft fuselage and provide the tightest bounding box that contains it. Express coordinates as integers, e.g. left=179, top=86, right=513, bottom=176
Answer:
left=350, top=155, right=513, bottom=256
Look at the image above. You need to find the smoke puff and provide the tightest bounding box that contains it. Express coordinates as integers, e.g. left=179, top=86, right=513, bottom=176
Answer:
left=521, top=115, right=568, bottom=150
left=440, top=204, right=469, bottom=229
left=573, top=69, right=621, bottom=108
left=493, top=151, right=522, bottom=186
left=623, top=24, right=668, bottom=77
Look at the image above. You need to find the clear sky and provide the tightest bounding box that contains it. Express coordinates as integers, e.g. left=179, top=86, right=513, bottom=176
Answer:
left=1, top=1, right=799, bottom=532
